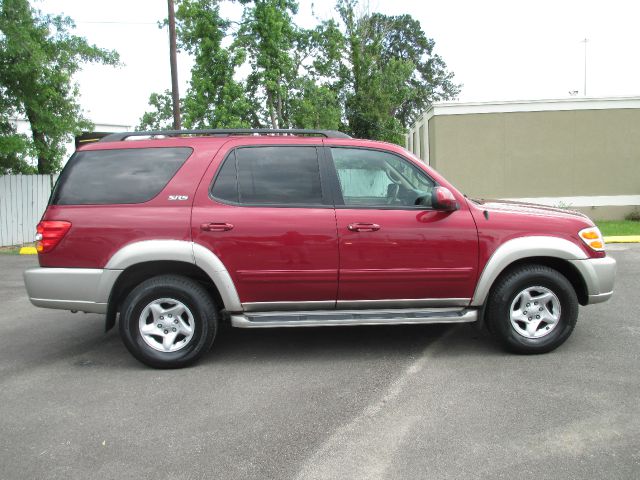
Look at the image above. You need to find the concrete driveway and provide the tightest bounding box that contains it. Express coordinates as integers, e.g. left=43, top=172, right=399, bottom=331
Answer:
left=1, top=246, right=638, bottom=480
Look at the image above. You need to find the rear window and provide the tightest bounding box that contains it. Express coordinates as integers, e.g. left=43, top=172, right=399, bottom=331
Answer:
left=51, top=147, right=192, bottom=205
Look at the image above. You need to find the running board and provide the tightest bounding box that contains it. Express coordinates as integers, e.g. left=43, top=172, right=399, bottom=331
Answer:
left=230, top=308, right=478, bottom=328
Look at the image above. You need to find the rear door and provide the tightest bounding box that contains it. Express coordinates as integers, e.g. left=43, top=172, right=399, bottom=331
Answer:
left=327, top=146, right=478, bottom=308
left=191, top=140, right=339, bottom=311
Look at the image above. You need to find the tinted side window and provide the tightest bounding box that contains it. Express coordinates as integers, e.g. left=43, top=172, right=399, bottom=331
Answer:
left=218, top=146, right=323, bottom=205
left=52, top=147, right=192, bottom=205
left=210, top=152, right=239, bottom=203
left=331, top=148, right=435, bottom=207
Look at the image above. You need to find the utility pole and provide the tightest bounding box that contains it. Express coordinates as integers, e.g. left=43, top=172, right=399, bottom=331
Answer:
left=168, top=0, right=181, bottom=130
left=581, top=37, right=588, bottom=97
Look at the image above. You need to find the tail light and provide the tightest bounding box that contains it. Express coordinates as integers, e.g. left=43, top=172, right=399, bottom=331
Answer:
left=35, top=221, right=72, bottom=253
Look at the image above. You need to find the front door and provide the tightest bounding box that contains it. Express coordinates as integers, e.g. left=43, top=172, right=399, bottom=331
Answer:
left=327, top=147, right=478, bottom=308
left=192, top=141, right=339, bottom=310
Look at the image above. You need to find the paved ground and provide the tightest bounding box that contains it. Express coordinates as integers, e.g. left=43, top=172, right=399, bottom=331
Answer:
left=1, top=247, right=639, bottom=480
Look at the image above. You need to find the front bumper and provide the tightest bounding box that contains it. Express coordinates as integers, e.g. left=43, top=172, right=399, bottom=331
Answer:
left=23, top=267, right=121, bottom=314
left=569, top=255, right=617, bottom=305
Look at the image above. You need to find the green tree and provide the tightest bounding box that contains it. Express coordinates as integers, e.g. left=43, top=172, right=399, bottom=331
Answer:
left=138, top=90, right=175, bottom=130
left=178, top=0, right=253, bottom=128
left=336, top=0, right=460, bottom=144
left=140, top=0, right=254, bottom=130
left=0, top=0, right=119, bottom=173
left=366, top=13, right=460, bottom=128
left=287, top=19, right=344, bottom=130
left=236, top=0, right=300, bottom=129
left=140, top=0, right=460, bottom=144
left=141, top=0, right=344, bottom=132
left=0, top=94, right=35, bottom=174
left=289, top=79, right=341, bottom=130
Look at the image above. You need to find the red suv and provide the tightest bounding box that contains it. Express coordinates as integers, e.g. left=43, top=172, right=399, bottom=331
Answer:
left=24, top=129, right=616, bottom=368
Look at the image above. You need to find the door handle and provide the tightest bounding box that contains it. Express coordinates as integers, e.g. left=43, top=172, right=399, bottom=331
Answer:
left=347, top=223, right=381, bottom=232
left=201, top=222, right=234, bottom=232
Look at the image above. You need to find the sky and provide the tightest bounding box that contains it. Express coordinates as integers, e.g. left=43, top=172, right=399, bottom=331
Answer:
left=35, top=0, right=640, bottom=128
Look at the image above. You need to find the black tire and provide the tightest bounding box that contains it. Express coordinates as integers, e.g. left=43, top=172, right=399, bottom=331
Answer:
left=119, top=275, right=218, bottom=368
left=486, top=265, right=578, bottom=354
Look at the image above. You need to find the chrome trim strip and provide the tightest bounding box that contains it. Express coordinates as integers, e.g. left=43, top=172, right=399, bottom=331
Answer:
left=242, top=301, right=335, bottom=312
left=471, top=236, right=588, bottom=307
left=243, top=298, right=470, bottom=312
left=337, top=298, right=470, bottom=309
left=231, top=308, right=477, bottom=328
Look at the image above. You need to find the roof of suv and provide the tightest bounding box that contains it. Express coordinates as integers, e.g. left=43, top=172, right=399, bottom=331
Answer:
left=76, top=129, right=412, bottom=156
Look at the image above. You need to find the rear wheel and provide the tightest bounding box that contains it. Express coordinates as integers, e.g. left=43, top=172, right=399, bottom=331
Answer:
left=119, top=275, right=217, bottom=368
left=486, top=265, right=578, bottom=354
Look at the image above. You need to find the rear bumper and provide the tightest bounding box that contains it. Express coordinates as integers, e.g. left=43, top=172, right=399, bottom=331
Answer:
left=23, top=267, right=121, bottom=314
left=569, top=256, right=617, bottom=305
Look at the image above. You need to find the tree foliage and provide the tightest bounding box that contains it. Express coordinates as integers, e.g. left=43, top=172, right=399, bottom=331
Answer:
left=0, top=94, right=34, bottom=174
left=365, top=12, right=460, bottom=129
left=236, top=0, right=300, bottom=129
left=336, top=0, right=460, bottom=143
left=0, top=0, right=119, bottom=173
left=138, top=90, right=176, bottom=131
left=287, top=19, right=344, bottom=130
left=140, top=0, right=460, bottom=145
left=178, top=0, right=253, bottom=128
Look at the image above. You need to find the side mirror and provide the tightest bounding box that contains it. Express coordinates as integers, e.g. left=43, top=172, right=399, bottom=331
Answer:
left=431, top=186, right=459, bottom=211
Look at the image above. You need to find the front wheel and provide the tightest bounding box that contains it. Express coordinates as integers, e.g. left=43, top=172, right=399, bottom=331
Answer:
left=486, top=265, right=578, bottom=354
left=119, top=275, right=218, bottom=368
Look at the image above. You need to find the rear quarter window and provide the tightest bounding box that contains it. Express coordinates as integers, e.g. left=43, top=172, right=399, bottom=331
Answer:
left=51, top=147, right=192, bottom=205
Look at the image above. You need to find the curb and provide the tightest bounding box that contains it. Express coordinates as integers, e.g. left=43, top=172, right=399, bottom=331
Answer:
left=19, top=247, right=38, bottom=255
left=604, top=235, right=640, bottom=244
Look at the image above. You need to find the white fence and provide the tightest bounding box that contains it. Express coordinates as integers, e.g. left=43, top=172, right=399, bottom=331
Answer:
left=0, top=175, right=59, bottom=247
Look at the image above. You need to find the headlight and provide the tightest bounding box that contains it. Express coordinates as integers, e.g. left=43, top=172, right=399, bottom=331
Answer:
left=578, top=227, right=605, bottom=252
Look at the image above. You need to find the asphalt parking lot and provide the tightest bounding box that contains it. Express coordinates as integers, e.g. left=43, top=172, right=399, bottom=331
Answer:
left=1, top=246, right=639, bottom=480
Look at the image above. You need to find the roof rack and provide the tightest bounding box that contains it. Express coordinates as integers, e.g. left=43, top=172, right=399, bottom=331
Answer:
left=99, top=129, right=352, bottom=142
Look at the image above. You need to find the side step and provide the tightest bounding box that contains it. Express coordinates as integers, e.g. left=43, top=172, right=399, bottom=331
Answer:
left=230, top=308, right=478, bottom=329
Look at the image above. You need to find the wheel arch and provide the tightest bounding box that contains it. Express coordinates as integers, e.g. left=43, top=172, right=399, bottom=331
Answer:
left=471, top=236, right=590, bottom=308
left=104, top=240, right=242, bottom=331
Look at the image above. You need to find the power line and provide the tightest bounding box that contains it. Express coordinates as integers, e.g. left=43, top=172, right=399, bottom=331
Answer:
left=75, top=21, right=161, bottom=25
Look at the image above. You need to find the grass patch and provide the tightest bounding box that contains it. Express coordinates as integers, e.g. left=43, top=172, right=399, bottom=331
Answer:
left=596, top=220, right=640, bottom=236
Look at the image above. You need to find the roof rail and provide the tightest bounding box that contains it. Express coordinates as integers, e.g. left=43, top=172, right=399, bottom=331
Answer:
left=99, top=129, right=352, bottom=142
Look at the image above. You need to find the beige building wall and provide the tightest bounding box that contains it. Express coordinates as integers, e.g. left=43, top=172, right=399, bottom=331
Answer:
left=407, top=98, right=640, bottom=219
